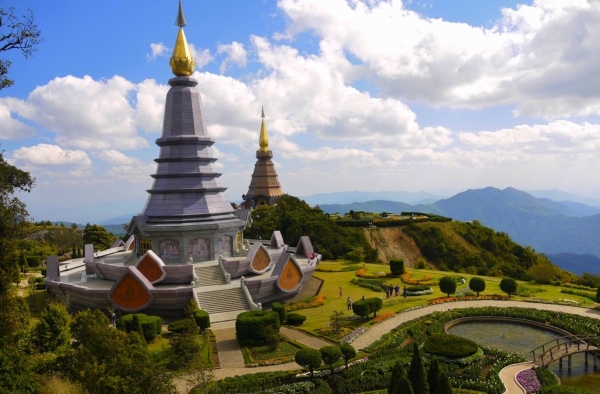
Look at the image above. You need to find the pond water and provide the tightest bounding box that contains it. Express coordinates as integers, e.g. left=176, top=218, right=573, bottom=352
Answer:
left=448, top=321, right=600, bottom=394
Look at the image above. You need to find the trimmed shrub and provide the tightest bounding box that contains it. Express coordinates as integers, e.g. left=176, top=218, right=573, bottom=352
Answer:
left=271, top=301, right=287, bottom=325
left=438, top=276, right=457, bottom=297
left=193, top=310, right=210, bottom=331
left=295, top=348, right=322, bottom=379
left=167, top=318, right=197, bottom=334
left=338, top=342, right=356, bottom=369
left=286, top=313, right=307, bottom=326
left=236, top=310, right=280, bottom=345
left=424, top=333, right=478, bottom=358
left=390, top=258, right=406, bottom=275
left=469, top=277, right=486, bottom=296
left=26, top=255, right=42, bottom=267
left=500, top=277, right=518, bottom=298
left=406, top=285, right=429, bottom=292
left=117, top=313, right=162, bottom=342
left=364, top=297, right=383, bottom=318
left=320, top=345, right=342, bottom=374
left=352, top=300, right=371, bottom=320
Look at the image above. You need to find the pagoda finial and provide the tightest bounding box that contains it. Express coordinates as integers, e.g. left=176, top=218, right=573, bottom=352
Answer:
left=259, top=107, right=269, bottom=152
left=176, top=0, right=187, bottom=27
left=261, top=106, right=265, bottom=119
left=169, top=1, right=195, bottom=76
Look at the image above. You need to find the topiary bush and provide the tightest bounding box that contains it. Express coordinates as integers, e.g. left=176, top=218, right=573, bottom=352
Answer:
left=236, top=310, right=281, bottom=346
left=469, top=277, right=486, bottom=296
left=193, top=310, right=210, bottom=331
left=295, top=348, right=322, bottom=379
left=500, top=277, right=518, bottom=298
left=286, top=313, right=307, bottom=326
left=364, top=297, right=382, bottom=318
left=423, top=333, right=478, bottom=358
left=406, top=285, right=429, bottom=292
left=167, top=318, right=197, bottom=334
left=438, top=276, right=457, bottom=297
left=390, top=258, right=405, bottom=275
left=271, top=301, right=286, bottom=325
left=117, top=313, right=162, bottom=342
left=352, top=300, right=371, bottom=320
left=320, top=345, right=342, bottom=374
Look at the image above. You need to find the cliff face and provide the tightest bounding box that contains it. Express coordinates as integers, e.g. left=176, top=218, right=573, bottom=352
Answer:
left=363, top=227, right=423, bottom=267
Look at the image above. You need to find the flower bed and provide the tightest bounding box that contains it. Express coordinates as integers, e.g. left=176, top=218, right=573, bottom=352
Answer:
left=525, top=298, right=581, bottom=307
left=294, top=357, right=369, bottom=378
left=400, top=271, right=438, bottom=286
left=341, top=327, right=367, bottom=343
left=243, top=340, right=303, bottom=367
left=405, top=288, right=433, bottom=296
left=356, top=268, right=387, bottom=279
left=371, top=312, right=395, bottom=324
left=284, top=294, right=327, bottom=312
left=516, top=368, right=541, bottom=393
left=429, top=295, right=505, bottom=305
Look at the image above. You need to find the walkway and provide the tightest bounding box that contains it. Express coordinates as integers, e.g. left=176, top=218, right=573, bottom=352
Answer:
left=174, top=300, right=600, bottom=394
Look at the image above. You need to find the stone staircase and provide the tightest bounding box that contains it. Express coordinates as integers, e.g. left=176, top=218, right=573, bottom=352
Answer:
left=196, top=287, right=250, bottom=314
left=194, top=265, right=227, bottom=286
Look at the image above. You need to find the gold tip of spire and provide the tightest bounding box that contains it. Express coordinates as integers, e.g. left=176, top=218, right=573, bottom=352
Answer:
left=169, top=2, right=195, bottom=76
left=259, top=107, right=269, bottom=152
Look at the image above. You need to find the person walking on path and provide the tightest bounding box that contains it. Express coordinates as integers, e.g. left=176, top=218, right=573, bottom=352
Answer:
left=339, top=286, right=343, bottom=298
left=347, top=297, right=352, bottom=310
left=394, top=284, right=400, bottom=296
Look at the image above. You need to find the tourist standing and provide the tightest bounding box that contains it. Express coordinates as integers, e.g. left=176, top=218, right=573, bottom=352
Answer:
left=394, top=284, right=400, bottom=296
left=339, top=286, right=343, bottom=298
left=347, top=297, right=352, bottom=310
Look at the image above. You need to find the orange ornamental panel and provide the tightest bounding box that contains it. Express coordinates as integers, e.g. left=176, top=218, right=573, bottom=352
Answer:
left=251, top=247, right=271, bottom=272
left=110, top=273, right=152, bottom=310
left=278, top=258, right=302, bottom=291
left=137, top=255, right=164, bottom=283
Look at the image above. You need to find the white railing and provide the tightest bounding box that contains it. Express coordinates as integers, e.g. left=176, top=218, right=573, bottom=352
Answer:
left=218, top=255, right=231, bottom=284
left=240, top=276, right=262, bottom=311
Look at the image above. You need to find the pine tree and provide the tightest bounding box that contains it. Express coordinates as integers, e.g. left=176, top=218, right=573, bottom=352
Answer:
left=132, top=314, right=144, bottom=341
left=435, top=372, right=453, bottom=394
left=395, top=376, right=414, bottom=394
left=408, top=343, right=429, bottom=394
left=428, top=358, right=440, bottom=394
left=388, top=361, right=406, bottom=394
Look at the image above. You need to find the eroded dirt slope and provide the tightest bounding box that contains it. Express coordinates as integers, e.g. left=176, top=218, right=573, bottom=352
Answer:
left=364, top=227, right=423, bottom=267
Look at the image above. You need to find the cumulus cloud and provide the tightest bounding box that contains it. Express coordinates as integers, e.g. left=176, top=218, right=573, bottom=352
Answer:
left=134, top=79, right=169, bottom=134
left=147, top=42, right=169, bottom=60
left=105, top=163, right=157, bottom=182
left=188, top=43, right=214, bottom=69
left=277, top=0, right=600, bottom=118
left=217, top=41, right=248, bottom=74
left=5, top=75, right=149, bottom=150
left=97, top=149, right=139, bottom=165
left=0, top=99, right=35, bottom=139
left=13, top=144, right=92, bottom=167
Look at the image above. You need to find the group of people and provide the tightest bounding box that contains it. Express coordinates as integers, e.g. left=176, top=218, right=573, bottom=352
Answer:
left=384, top=283, right=407, bottom=299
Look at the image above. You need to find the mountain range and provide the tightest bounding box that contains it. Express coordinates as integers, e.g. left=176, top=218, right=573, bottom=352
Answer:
left=318, top=187, right=600, bottom=274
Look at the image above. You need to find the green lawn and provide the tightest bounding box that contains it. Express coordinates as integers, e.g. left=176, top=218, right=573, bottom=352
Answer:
left=290, top=261, right=599, bottom=336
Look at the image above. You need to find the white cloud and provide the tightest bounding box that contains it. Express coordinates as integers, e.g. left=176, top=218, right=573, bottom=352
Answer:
left=97, top=149, right=140, bottom=165
left=217, top=41, right=248, bottom=74
left=13, top=144, right=91, bottom=167
left=6, top=75, right=148, bottom=150
left=277, top=0, right=600, bottom=118
left=105, top=163, right=156, bottom=182
left=0, top=99, right=36, bottom=139
left=147, top=42, right=169, bottom=60
left=134, top=79, right=169, bottom=134
left=188, top=43, right=214, bottom=69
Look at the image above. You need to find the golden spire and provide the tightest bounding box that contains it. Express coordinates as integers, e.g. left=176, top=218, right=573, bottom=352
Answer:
left=169, top=1, right=195, bottom=76
left=259, top=106, right=269, bottom=152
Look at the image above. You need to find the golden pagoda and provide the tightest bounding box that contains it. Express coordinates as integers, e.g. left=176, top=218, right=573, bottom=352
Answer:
left=242, top=108, right=284, bottom=208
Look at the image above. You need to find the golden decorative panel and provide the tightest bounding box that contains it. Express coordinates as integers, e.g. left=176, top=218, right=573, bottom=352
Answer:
left=251, top=246, right=271, bottom=272
left=110, top=273, right=151, bottom=310
left=278, top=257, right=302, bottom=291
left=137, top=255, right=164, bottom=283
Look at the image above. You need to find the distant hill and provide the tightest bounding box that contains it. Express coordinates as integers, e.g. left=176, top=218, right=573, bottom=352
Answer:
left=547, top=253, right=600, bottom=275
left=318, top=187, right=600, bottom=263
left=300, top=190, right=444, bottom=206
left=527, top=189, right=600, bottom=208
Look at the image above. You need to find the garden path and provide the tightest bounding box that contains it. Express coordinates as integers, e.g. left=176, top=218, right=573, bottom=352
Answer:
left=174, top=300, right=600, bottom=394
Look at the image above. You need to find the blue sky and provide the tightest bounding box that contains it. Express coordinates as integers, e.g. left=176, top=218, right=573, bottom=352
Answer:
left=2, top=0, right=600, bottom=223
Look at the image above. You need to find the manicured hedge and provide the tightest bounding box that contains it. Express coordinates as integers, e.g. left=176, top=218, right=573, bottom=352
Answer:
left=271, top=302, right=286, bottom=325
left=364, top=297, right=382, bottom=317
left=286, top=313, right=306, bottom=326
left=193, top=310, right=210, bottom=330
left=424, top=333, right=478, bottom=358
left=26, top=255, right=42, bottom=267
left=406, top=285, right=429, bottom=292
left=352, top=300, right=371, bottom=319
left=390, top=258, right=405, bottom=275
left=236, top=310, right=281, bottom=345
left=168, top=318, right=197, bottom=334
left=117, top=313, right=162, bottom=342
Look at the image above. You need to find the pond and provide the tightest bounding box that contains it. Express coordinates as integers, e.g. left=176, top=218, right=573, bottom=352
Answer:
left=448, top=320, right=600, bottom=394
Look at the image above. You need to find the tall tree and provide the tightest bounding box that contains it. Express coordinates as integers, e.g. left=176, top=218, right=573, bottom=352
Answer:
left=427, top=358, right=440, bottom=394
left=83, top=224, right=116, bottom=251
left=0, top=152, right=34, bottom=294
left=408, top=343, right=429, bottom=394
left=0, top=4, right=43, bottom=90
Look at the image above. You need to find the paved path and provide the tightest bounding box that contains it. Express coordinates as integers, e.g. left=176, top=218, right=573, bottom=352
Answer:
left=499, top=362, right=535, bottom=394
left=175, top=300, right=600, bottom=394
